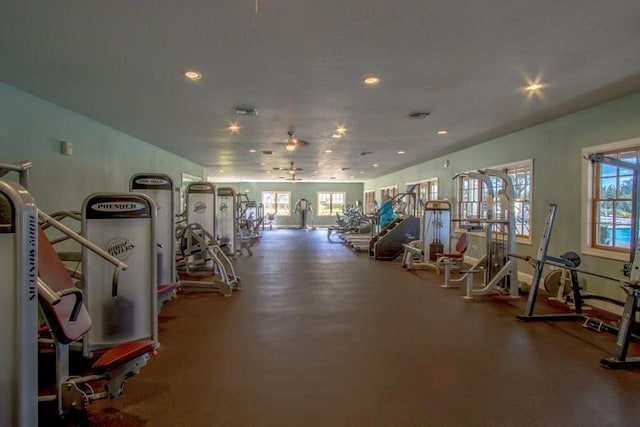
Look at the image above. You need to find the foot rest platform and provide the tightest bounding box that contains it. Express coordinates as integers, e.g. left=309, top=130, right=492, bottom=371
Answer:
left=92, top=340, right=156, bottom=374
left=158, top=282, right=180, bottom=295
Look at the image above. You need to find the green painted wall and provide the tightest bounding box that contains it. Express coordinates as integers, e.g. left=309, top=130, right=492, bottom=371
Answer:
left=0, top=83, right=204, bottom=212
left=222, top=181, right=364, bottom=227
left=365, top=92, right=640, bottom=303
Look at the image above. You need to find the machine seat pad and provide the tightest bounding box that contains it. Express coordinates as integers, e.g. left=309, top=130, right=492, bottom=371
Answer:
left=437, top=252, right=463, bottom=259
left=92, top=340, right=155, bottom=374
left=158, top=282, right=180, bottom=295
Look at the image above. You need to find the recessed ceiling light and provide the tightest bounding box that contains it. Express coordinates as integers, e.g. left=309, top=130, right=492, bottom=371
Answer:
left=219, top=170, right=224, bottom=173
left=363, top=76, right=380, bottom=85
left=437, top=130, right=448, bottom=135
left=229, top=123, right=240, bottom=133
left=336, top=126, right=347, bottom=135
left=525, top=83, right=543, bottom=91
left=260, top=162, right=265, bottom=166
left=325, top=150, right=333, bottom=153
left=249, top=149, right=256, bottom=153
left=373, top=163, right=379, bottom=167
left=184, top=71, right=202, bottom=81
left=266, top=170, right=272, bottom=173
left=398, top=151, right=405, bottom=154
left=332, top=133, right=342, bottom=139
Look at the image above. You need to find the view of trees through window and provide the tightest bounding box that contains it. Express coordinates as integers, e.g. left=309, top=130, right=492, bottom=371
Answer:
left=317, top=192, right=345, bottom=216
left=593, top=149, right=636, bottom=251
left=261, top=191, right=291, bottom=216
left=457, top=162, right=532, bottom=239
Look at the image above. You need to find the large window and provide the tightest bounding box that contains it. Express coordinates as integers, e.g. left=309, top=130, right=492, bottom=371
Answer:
left=261, top=191, right=291, bottom=216
left=591, top=148, right=637, bottom=253
left=364, top=190, right=376, bottom=214
left=317, top=192, right=346, bottom=216
left=380, top=186, right=398, bottom=201
left=457, top=161, right=532, bottom=240
left=407, top=178, right=439, bottom=217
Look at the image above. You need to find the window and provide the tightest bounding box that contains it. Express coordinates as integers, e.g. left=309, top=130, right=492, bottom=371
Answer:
left=456, top=160, right=532, bottom=241
left=317, top=192, right=346, bottom=216
left=408, top=178, right=439, bottom=217
left=364, top=190, right=376, bottom=214
left=261, top=191, right=291, bottom=216
left=380, top=186, right=397, bottom=201
left=589, top=147, right=638, bottom=254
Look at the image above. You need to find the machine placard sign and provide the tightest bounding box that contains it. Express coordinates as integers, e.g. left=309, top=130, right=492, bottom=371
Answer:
left=186, top=182, right=216, bottom=237
left=130, top=173, right=176, bottom=285
left=82, top=193, right=157, bottom=356
left=216, top=187, right=238, bottom=256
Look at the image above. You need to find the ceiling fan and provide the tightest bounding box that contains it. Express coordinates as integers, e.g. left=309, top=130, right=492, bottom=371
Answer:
left=283, top=130, right=311, bottom=151
left=284, top=173, right=302, bottom=182
left=273, top=161, right=303, bottom=174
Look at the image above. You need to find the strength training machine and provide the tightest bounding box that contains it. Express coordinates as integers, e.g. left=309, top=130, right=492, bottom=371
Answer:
left=446, top=169, right=520, bottom=299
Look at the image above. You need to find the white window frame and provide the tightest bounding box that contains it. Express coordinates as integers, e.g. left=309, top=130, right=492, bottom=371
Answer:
left=364, top=190, right=376, bottom=214
left=455, top=159, right=533, bottom=245
left=379, top=185, right=398, bottom=201
left=261, top=191, right=292, bottom=216
left=407, top=178, right=439, bottom=217
left=316, top=191, right=346, bottom=216
left=581, top=137, right=640, bottom=261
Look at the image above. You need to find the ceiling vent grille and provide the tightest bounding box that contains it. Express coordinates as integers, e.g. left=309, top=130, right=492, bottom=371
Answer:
left=407, top=112, right=430, bottom=119
left=234, top=107, right=258, bottom=116
left=359, top=152, right=372, bottom=156
left=262, top=150, right=273, bottom=155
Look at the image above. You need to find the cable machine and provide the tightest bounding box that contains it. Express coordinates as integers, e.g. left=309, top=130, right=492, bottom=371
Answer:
left=446, top=170, right=519, bottom=298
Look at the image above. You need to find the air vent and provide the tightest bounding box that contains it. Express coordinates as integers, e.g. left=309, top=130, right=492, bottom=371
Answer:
left=262, top=150, right=273, bottom=155
left=272, top=167, right=280, bottom=170
left=407, top=112, right=430, bottom=119
left=341, top=167, right=350, bottom=171
left=360, top=152, right=373, bottom=156
left=234, top=107, right=258, bottom=116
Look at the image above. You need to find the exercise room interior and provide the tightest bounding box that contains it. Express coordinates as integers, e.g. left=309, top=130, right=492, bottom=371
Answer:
left=2, top=1, right=640, bottom=426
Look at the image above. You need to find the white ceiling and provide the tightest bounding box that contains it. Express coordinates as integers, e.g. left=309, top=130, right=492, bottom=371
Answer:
left=2, top=1, right=640, bottom=182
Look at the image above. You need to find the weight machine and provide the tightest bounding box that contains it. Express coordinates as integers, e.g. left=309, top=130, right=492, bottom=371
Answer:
left=294, top=198, right=314, bottom=229
left=216, top=186, right=239, bottom=257
left=130, top=173, right=180, bottom=306
left=512, top=153, right=640, bottom=369
left=401, top=200, right=451, bottom=271
left=178, top=223, right=241, bottom=297
left=446, top=170, right=519, bottom=299
left=0, top=177, right=38, bottom=427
